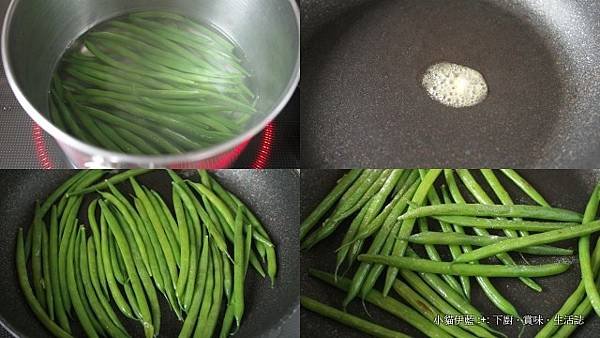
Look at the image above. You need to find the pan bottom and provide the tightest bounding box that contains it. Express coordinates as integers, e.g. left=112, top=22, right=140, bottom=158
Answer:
left=301, top=0, right=582, bottom=167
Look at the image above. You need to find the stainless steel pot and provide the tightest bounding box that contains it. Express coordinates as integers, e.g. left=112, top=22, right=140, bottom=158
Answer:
left=2, top=0, right=300, bottom=168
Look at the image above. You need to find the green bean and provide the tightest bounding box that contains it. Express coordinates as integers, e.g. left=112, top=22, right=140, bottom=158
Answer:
left=188, top=184, right=230, bottom=259
left=334, top=202, right=369, bottom=276
left=344, top=179, right=420, bottom=307
left=73, top=229, right=105, bottom=336
left=84, top=39, right=196, bottom=85
left=233, top=206, right=245, bottom=328
left=152, top=190, right=180, bottom=248
left=360, top=255, right=570, bottom=277
left=65, top=59, right=177, bottom=90
left=68, top=169, right=149, bottom=196
left=194, top=247, right=215, bottom=336
left=431, top=215, right=573, bottom=232
left=112, top=127, right=166, bottom=155
left=79, top=235, right=129, bottom=338
left=31, top=203, right=46, bottom=309
left=407, top=232, right=574, bottom=256
left=41, top=225, right=54, bottom=320
left=578, top=184, right=600, bottom=316
left=134, top=197, right=180, bottom=318
left=100, top=210, right=134, bottom=319
left=302, top=170, right=385, bottom=250
left=360, top=174, right=421, bottom=299
left=50, top=93, right=68, bottom=132
left=100, top=188, right=152, bottom=275
left=398, top=268, right=499, bottom=338
left=100, top=200, right=154, bottom=338
left=244, top=223, right=253, bottom=276
left=223, top=251, right=233, bottom=302
left=416, top=217, right=464, bottom=296
left=456, top=220, right=600, bottom=263
left=95, top=120, right=143, bottom=154
left=456, top=169, right=542, bottom=292
left=425, top=183, right=470, bottom=300
left=172, top=184, right=191, bottom=298
left=499, top=169, right=550, bottom=207
left=310, top=269, right=455, bottom=338
left=219, top=305, right=236, bottom=338
left=384, top=169, right=442, bottom=296
left=444, top=170, right=520, bottom=317
left=87, top=239, right=127, bottom=334
left=16, top=228, right=74, bottom=338
left=52, top=90, right=94, bottom=144
left=130, top=178, right=178, bottom=292
left=40, top=171, right=88, bottom=217
left=398, top=203, right=583, bottom=222
left=58, top=215, right=79, bottom=314
left=393, top=279, right=477, bottom=338
left=146, top=188, right=180, bottom=265
left=48, top=206, right=71, bottom=331
left=71, top=100, right=123, bottom=151
left=113, top=207, right=162, bottom=334
left=87, top=200, right=108, bottom=296
left=480, top=169, right=528, bottom=237
left=182, top=208, right=200, bottom=312
left=202, top=244, right=225, bottom=337
left=301, top=296, right=410, bottom=338
left=337, top=170, right=400, bottom=272
left=67, top=227, right=99, bottom=338
left=179, top=235, right=210, bottom=338
left=122, top=282, right=141, bottom=320
left=300, top=169, right=363, bottom=240
left=109, top=233, right=126, bottom=284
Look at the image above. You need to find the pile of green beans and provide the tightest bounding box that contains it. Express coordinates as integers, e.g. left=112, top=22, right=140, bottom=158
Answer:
left=301, top=169, right=600, bottom=337
left=16, top=169, right=276, bottom=337
left=49, top=10, right=256, bottom=155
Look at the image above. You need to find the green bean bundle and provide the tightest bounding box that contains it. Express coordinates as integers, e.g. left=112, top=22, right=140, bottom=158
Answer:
left=15, top=169, right=277, bottom=337
left=49, top=10, right=257, bottom=155
left=302, top=169, right=600, bottom=338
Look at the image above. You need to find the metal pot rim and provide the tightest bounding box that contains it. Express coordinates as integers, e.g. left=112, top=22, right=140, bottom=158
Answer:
left=1, top=0, right=300, bottom=167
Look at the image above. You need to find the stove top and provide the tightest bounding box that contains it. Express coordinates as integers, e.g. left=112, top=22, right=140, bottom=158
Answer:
left=0, top=0, right=299, bottom=169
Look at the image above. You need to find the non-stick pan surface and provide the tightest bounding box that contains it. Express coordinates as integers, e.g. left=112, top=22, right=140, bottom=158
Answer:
left=301, top=169, right=600, bottom=337
left=0, top=170, right=299, bottom=338
left=300, top=0, right=600, bottom=168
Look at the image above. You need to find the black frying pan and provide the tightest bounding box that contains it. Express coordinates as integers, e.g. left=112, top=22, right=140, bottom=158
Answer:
left=301, top=170, right=600, bottom=337
left=0, top=170, right=299, bottom=338
left=300, top=0, right=600, bottom=168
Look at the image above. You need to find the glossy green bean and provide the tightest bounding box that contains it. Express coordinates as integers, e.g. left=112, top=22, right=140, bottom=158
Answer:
left=444, top=170, right=520, bottom=317
left=578, top=184, right=600, bottom=316
left=172, top=184, right=191, bottom=298
left=69, top=169, right=149, bottom=196
left=146, top=188, right=180, bottom=265
left=130, top=178, right=178, bottom=292
left=87, top=200, right=108, bottom=296
left=67, top=227, right=99, bottom=338
left=301, top=296, right=410, bottom=338
left=384, top=169, right=442, bottom=296
left=202, top=244, right=224, bottom=337
left=100, top=200, right=154, bottom=337
left=182, top=209, right=200, bottom=312
left=48, top=206, right=71, bottom=331
left=456, top=169, right=542, bottom=292
left=432, top=216, right=573, bottom=232
left=480, top=169, right=528, bottom=237
left=310, top=269, right=455, bottom=338
left=99, top=208, right=134, bottom=319
left=40, top=171, right=89, bottom=216
left=41, top=225, right=54, bottom=320
left=16, top=228, right=74, bottom=338
left=456, top=220, right=600, bottom=263
left=361, top=255, right=570, bottom=277
left=408, top=232, right=573, bottom=256
left=358, top=178, right=421, bottom=301
left=233, top=206, right=245, bottom=328
left=79, top=235, right=129, bottom=338
left=194, top=249, right=215, bottom=337
left=398, top=203, right=583, bottom=222
left=300, top=169, right=363, bottom=240
left=87, top=239, right=127, bottom=334
left=31, top=204, right=46, bottom=309
left=178, top=235, right=210, bottom=338
left=500, top=169, right=550, bottom=207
